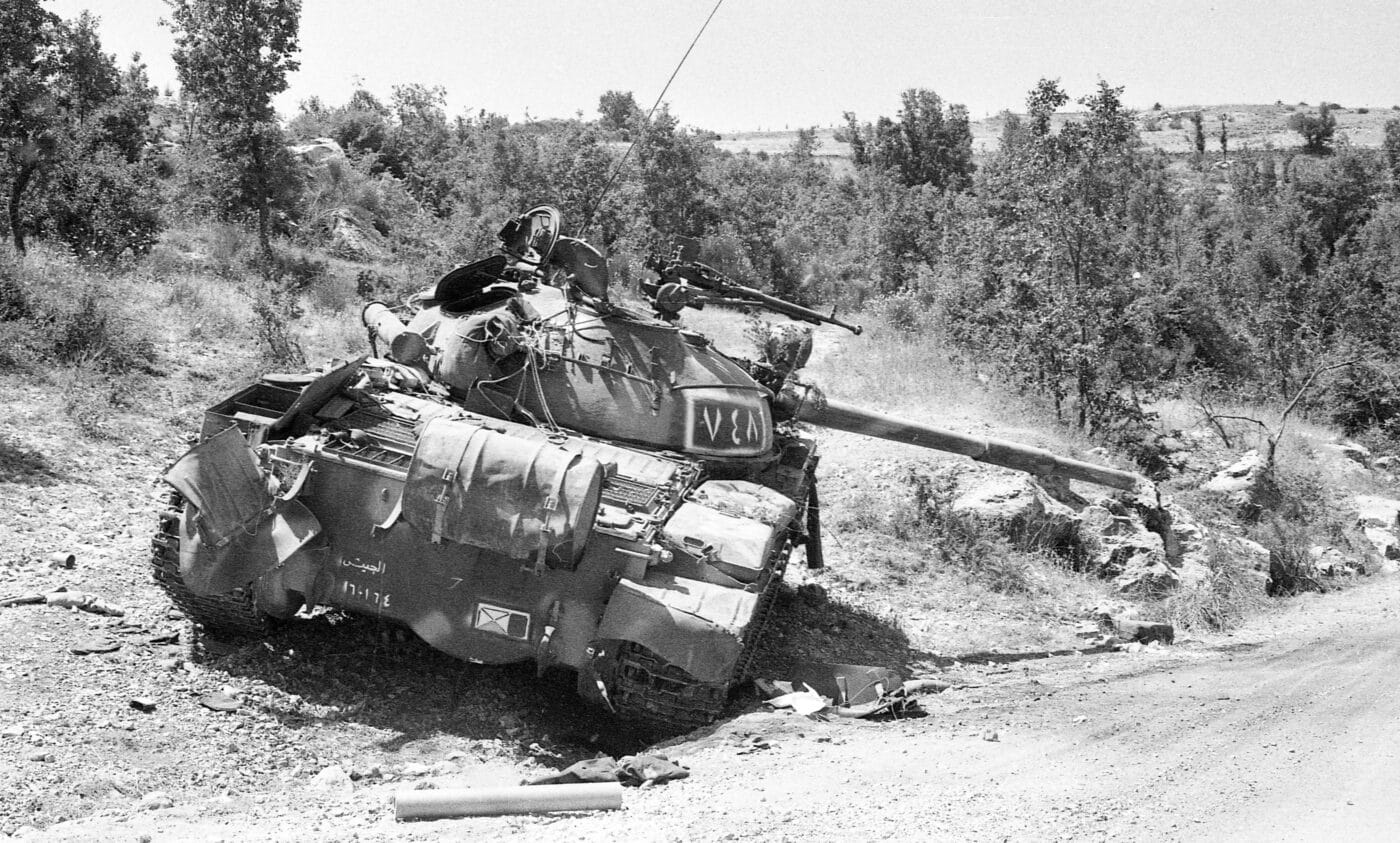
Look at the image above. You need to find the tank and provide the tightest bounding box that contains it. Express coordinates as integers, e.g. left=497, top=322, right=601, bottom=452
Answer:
left=152, top=205, right=1139, bottom=730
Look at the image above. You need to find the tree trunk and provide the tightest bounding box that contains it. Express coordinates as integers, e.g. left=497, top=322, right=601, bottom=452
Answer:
left=7, top=161, right=37, bottom=256
left=250, top=136, right=272, bottom=265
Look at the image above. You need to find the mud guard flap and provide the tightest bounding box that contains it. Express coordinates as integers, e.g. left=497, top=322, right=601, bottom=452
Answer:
left=594, top=574, right=758, bottom=684
left=165, top=426, right=322, bottom=596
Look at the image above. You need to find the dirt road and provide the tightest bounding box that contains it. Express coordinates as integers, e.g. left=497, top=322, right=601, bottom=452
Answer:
left=18, top=570, right=1398, bottom=842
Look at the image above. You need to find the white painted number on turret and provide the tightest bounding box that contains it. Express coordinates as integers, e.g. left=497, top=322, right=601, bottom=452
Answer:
left=685, top=396, right=771, bottom=454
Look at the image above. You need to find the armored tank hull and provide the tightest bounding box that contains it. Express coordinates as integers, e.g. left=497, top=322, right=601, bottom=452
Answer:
left=153, top=362, right=811, bottom=728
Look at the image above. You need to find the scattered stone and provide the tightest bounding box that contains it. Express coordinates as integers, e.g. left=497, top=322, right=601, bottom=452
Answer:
left=1104, top=618, right=1175, bottom=645
left=2, top=724, right=24, bottom=738
left=139, top=791, right=174, bottom=810
left=198, top=692, right=241, bottom=712
left=307, top=764, right=354, bottom=796
left=26, top=749, right=54, bottom=762
left=156, top=658, right=182, bottom=671
left=1353, top=495, right=1400, bottom=529
left=400, top=762, right=432, bottom=777
left=70, top=638, right=121, bottom=655
left=46, top=591, right=125, bottom=617
left=1333, top=440, right=1373, bottom=468
left=130, top=698, right=157, bottom=713
left=981, top=729, right=1000, bottom=742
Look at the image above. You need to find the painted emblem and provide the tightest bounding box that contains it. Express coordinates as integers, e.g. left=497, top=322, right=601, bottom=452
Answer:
left=684, top=394, right=771, bottom=454
left=473, top=603, right=531, bottom=640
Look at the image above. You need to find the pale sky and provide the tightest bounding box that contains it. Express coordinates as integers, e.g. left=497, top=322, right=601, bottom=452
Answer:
left=45, top=0, right=1400, bottom=131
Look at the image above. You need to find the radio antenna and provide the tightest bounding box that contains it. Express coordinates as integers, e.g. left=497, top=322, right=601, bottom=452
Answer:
left=578, top=0, right=725, bottom=238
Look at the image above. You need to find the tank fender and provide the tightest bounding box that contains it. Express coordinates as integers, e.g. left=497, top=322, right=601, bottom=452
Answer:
left=594, top=574, right=758, bottom=683
left=164, top=426, right=322, bottom=596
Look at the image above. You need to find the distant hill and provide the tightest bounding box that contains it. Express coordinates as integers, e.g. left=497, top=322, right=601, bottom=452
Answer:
left=711, top=103, right=1398, bottom=162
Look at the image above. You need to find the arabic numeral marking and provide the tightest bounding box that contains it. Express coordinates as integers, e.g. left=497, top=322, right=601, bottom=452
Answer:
left=340, top=580, right=392, bottom=609
left=448, top=577, right=463, bottom=590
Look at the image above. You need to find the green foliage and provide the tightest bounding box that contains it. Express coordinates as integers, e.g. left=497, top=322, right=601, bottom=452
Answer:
left=844, top=88, right=974, bottom=190
left=1383, top=119, right=1400, bottom=188
left=1188, top=110, right=1206, bottom=156
left=167, top=0, right=302, bottom=255
left=1287, top=104, right=1337, bottom=154
left=597, top=90, right=641, bottom=134
left=37, top=144, right=162, bottom=261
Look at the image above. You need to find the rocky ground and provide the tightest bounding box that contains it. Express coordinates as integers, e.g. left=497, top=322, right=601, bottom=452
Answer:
left=5, top=314, right=1400, bottom=841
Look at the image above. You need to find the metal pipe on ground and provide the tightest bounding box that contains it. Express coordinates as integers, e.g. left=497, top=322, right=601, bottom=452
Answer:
left=394, top=782, right=624, bottom=820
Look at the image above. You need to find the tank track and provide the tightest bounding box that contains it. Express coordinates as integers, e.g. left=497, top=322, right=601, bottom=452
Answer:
left=611, top=545, right=791, bottom=732
left=151, top=491, right=271, bottom=637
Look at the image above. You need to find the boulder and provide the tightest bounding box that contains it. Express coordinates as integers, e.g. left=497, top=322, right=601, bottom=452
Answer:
left=1200, top=450, right=1278, bottom=520
left=288, top=137, right=345, bottom=166
left=1202, top=450, right=1267, bottom=494
left=1352, top=494, right=1400, bottom=529
left=330, top=208, right=388, bottom=261
left=1363, top=526, right=1400, bottom=561
left=945, top=468, right=1078, bottom=548
left=1310, top=546, right=1365, bottom=577
left=1330, top=440, right=1373, bottom=469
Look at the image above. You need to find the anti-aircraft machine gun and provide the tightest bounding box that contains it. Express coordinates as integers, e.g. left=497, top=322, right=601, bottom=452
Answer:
left=153, top=205, right=1139, bottom=730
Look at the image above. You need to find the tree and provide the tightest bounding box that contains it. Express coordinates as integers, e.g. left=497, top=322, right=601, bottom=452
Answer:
left=597, top=90, right=640, bottom=133
left=1382, top=118, right=1400, bottom=189
left=1219, top=114, right=1229, bottom=160
left=166, top=0, right=302, bottom=259
left=1, top=0, right=62, bottom=253
left=843, top=88, right=974, bottom=190
left=1188, top=111, right=1206, bottom=157
left=1288, top=104, right=1337, bottom=155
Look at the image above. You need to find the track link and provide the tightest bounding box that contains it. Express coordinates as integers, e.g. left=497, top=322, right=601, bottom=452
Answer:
left=610, top=545, right=792, bottom=732
left=150, top=491, right=271, bottom=637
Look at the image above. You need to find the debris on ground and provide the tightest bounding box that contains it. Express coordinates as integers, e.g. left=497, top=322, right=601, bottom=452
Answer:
left=525, top=753, right=690, bottom=787
left=1, top=588, right=126, bottom=616
left=197, top=691, right=241, bottom=712
left=396, top=782, right=623, bottom=820
left=757, top=662, right=947, bottom=720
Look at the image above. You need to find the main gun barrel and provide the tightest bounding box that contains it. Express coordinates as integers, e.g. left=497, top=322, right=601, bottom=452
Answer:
left=775, top=386, right=1140, bottom=491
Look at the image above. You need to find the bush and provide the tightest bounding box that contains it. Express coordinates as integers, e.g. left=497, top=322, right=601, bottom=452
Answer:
left=47, top=287, right=157, bottom=374
left=1329, top=359, right=1400, bottom=435
left=38, top=147, right=162, bottom=262
left=1260, top=519, right=1324, bottom=596
left=1165, top=539, right=1266, bottom=630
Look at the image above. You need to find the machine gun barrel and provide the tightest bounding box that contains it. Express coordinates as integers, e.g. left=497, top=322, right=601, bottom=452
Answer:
left=776, top=386, right=1140, bottom=491
left=719, top=283, right=863, bottom=335
left=673, top=263, right=863, bottom=335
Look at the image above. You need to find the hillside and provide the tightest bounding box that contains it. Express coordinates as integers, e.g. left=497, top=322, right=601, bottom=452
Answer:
left=712, top=102, right=1399, bottom=159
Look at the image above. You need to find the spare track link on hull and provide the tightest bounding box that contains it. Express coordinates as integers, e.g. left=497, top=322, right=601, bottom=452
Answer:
left=151, top=491, right=270, bottom=637
left=611, top=547, right=791, bottom=732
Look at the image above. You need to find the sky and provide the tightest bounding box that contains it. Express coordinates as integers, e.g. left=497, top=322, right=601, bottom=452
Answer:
left=44, top=0, right=1400, bottom=132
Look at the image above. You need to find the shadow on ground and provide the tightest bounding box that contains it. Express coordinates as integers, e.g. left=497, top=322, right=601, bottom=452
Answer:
left=0, top=432, right=61, bottom=484
left=199, top=582, right=921, bottom=771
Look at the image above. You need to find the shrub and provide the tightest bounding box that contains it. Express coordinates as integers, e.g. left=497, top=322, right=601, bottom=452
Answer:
left=1260, top=519, right=1324, bottom=596
left=1165, top=539, right=1266, bottom=631
left=47, top=287, right=157, bottom=374
left=38, top=147, right=162, bottom=262
left=1358, top=107, right=1370, bottom=115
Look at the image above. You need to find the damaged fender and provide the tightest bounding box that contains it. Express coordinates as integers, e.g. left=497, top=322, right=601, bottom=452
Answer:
left=164, top=425, right=322, bottom=596
left=594, top=573, right=758, bottom=684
